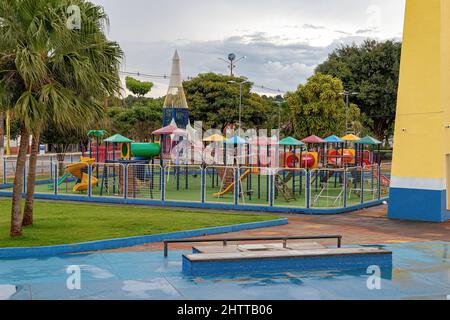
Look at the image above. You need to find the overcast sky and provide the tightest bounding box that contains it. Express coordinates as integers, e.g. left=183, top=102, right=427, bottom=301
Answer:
left=91, top=0, right=406, bottom=97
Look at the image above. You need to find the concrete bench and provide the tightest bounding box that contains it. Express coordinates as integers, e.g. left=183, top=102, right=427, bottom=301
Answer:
left=183, top=245, right=392, bottom=276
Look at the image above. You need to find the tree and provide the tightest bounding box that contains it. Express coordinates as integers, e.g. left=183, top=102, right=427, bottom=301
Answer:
left=0, top=0, right=123, bottom=235
left=286, top=73, right=360, bottom=139
left=108, top=98, right=163, bottom=141
left=125, top=76, right=153, bottom=97
left=183, top=73, right=275, bottom=131
left=316, top=40, right=401, bottom=142
left=42, top=123, right=88, bottom=173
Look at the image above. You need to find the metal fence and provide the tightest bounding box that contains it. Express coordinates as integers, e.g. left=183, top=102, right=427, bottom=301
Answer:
left=0, top=159, right=391, bottom=211
left=310, top=168, right=346, bottom=208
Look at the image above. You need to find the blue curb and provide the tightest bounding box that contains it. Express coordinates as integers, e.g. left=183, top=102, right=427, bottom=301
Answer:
left=0, top=218, right=288, bottom=259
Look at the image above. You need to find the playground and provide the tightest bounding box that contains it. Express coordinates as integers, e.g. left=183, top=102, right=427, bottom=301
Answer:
left=0, top=129, right=391, bottom=213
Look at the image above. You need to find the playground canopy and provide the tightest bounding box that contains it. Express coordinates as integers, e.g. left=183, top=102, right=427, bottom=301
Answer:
left=341, top=134, right=361, bottom=142
left=224, top=136, right=247, bottom=145
left=357, top=136, right=382, bottom=145
left=279, top=137, right=305, bottom=146
left=152, top=119, right=178, bottom=136
left=103, top=134, right=134, bottom=143
left=172, top=128, right=188, bottom=136
left=203, top=134, right=226, bottom=142
left=324, top=135, right=344, bottom=143
left=302, top=135, right=326, bottom=144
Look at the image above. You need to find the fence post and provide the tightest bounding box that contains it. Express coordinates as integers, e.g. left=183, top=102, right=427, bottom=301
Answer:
left=54, top=163, right=58, bottom=195
left=269, top=172, right=274, bottom=207
left=234, top=168, right=239, bottom=206
left=360, top=167, right=364, bottom=205
left=3, top=158, right=6, bottom=184
left=201, top=166, right=205, bottom=204
left=88, top=165, right=92, bottom=197
left=306, top=170, right=311, bottom=209
left=343, top=168, right=348, bottom=208
left=123, top=164, right=128, bottom=200
left=378, top=164, right=382, bottom=200
left=161, top=166, right=165, bottom=202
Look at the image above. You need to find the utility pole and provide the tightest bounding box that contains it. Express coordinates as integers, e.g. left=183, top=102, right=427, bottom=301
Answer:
left=228, top=80, right=250, bottom=135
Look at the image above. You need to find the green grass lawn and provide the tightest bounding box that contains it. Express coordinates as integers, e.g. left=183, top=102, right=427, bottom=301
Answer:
left=0, top=199, right=279, bottom=248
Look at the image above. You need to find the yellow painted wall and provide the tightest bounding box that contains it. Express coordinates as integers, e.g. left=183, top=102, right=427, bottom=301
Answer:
left=392, top=0, right=450, bottom=180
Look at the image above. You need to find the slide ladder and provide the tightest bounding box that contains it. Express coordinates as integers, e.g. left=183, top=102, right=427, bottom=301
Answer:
left=213, top=169, right=250, bottom=197
left=274, top=172, right=296, bottom=202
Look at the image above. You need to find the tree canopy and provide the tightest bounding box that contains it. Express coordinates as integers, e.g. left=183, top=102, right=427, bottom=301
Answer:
left=125, top=76, right=154, bottom=97
left=107, top=96, right=163, bottom=141
left=183, top=73, right=279, bottom=131
left=316, top=40, right=401, bottom=142
left=286, top=73, right=360, bottom=139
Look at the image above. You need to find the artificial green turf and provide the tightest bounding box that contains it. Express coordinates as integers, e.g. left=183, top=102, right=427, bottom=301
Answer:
left=0, top=199, right=278, bottom=248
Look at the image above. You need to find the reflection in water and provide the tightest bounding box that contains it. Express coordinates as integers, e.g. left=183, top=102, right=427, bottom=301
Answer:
left=0, top=285, right=17, bottom=300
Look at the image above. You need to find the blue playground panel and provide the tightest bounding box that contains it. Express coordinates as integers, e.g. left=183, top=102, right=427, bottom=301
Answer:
left=0, top=242, right=448, bottom=300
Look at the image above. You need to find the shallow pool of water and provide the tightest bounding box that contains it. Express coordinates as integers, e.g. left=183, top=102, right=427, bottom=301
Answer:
left=0, top=242, right=448, bottom=300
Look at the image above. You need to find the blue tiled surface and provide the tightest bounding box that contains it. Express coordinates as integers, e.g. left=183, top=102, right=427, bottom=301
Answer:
left=0, top=242, right=448, bottom=300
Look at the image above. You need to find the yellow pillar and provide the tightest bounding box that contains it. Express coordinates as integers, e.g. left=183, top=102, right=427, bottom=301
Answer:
left=388, top=0, right=450, bottom=222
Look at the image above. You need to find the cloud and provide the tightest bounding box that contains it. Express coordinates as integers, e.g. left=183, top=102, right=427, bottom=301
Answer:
left=120, top=32, right=393, bottom=98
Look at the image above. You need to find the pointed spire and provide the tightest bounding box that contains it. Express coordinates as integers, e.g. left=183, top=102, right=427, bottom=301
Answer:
left=164, top=49, right=189, bottom=109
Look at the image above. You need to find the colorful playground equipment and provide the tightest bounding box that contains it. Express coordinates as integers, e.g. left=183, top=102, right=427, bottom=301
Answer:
left=64, top=157, right=98, bottom=192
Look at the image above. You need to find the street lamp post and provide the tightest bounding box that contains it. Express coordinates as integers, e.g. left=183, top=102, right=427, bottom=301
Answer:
left=219, top=54, right=246, bottom=77
left=228, top=80, right=250, bottom=135
left=340, top=91, right=358, bottom=134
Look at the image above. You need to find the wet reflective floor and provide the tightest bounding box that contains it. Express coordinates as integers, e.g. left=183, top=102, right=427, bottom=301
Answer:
left=0, top=242, right=449, bottom=300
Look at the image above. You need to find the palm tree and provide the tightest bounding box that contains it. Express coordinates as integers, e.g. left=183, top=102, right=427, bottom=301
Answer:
left=0, top=0, right=123, bottom=235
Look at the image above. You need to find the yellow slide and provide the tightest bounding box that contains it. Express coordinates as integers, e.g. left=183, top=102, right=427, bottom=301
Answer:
left=66, top=157, right=98, bottom=192
left=213, top=169, right=251, bottom=197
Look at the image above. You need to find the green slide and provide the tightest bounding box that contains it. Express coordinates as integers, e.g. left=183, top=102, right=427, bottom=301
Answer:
left=47, top=172, right=72, bottom=190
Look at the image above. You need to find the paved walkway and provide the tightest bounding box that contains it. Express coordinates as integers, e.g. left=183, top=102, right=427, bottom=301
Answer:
left=102, top=205, right=450, bottom=253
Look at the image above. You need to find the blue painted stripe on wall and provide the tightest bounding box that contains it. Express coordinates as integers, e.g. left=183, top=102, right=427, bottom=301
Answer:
left=0, top=219, right=288, bottom=259
left=182, top=252, right=393, bottom=276
left=388, top=187, right=449, bottom=222
left=0, top=191, right=387, bottom=216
